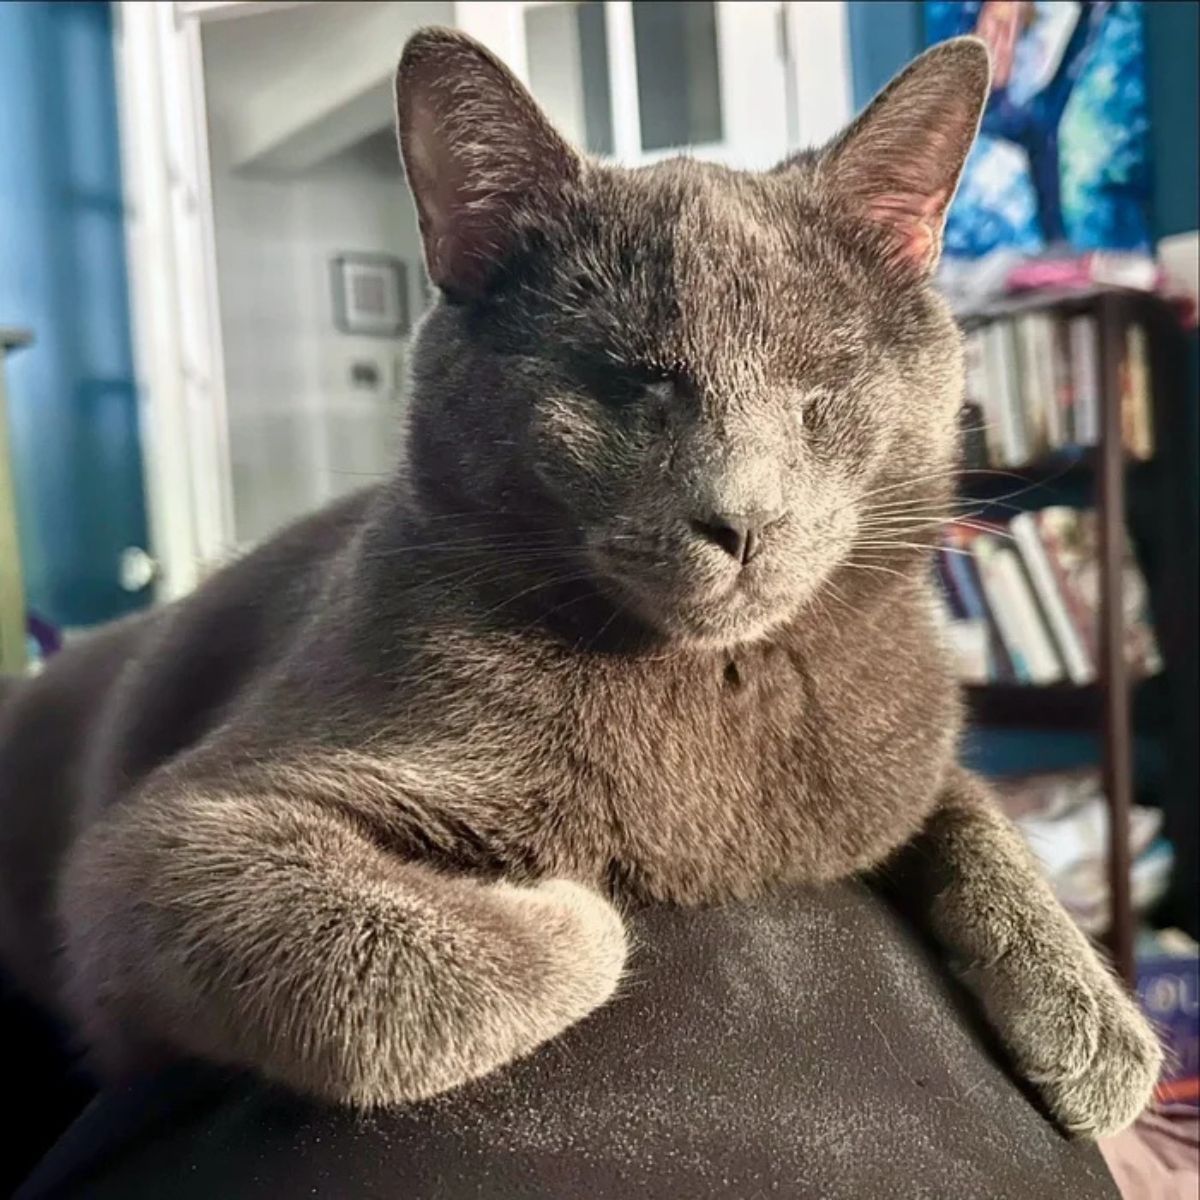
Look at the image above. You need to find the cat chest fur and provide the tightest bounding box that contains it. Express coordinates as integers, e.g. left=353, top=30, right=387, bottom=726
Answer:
left=370, top=630, right=956, bottom=905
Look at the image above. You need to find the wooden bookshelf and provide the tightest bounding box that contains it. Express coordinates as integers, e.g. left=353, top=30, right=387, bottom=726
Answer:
left=955, top=288, right=1194, bottom=987
left=964, top=672, right=1167, bottom=733
left=963, top=682, right=1101, bottom=730
left=957, top=450, right=1157, bottom=502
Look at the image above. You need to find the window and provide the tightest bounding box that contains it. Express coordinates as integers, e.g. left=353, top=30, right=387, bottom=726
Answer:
left=632, top=1, right=722, bottom=152
left=524, top=1, right=614, bottom=156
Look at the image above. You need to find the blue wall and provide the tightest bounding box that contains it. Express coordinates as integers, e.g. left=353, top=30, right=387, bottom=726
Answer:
left=0, top=0, right=148, bottom=629
left=1144, top=0, right=1199, bottom=240
left=847, top=0, right=923, bottom=111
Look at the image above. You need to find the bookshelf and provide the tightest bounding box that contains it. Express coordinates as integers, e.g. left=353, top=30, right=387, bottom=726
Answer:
left=963, top=670, right=1170, bottom=733
left=955, top=288, right=1194, bottom=987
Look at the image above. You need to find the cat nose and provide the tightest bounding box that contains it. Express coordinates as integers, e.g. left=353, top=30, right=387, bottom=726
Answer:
left=689, top=511, right=782, bottom=565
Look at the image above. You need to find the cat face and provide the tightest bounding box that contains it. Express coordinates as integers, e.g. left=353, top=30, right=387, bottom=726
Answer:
left=397, top=30, right=989, bottom=648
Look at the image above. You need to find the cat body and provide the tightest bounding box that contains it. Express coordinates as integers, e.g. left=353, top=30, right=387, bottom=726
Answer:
left=0, top=29, right=1159, bottom=1135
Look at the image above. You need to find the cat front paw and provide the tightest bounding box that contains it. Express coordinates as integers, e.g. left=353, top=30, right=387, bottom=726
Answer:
left=1037, top=982, right=1164, bottom=1139
left=507, top=877, right=628, bottom=1018
left=983, top=960, right=1163, bottom=1139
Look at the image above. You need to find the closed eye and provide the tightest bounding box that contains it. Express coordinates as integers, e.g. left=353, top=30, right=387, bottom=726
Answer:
left=575, top=358, right=675, bottom=410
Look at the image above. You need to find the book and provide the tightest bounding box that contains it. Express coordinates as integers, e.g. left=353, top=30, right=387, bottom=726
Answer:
left=1009, top=510, right=1095, bottom=684
left=934, top=553, right=966, bottom=619
left=962, top=330, right=1000, bottom=465
left=1034, top=507, right=1161, bottom=677
left=1068, top=314, right=1100, bottom=446
left=1005, top=251, right=1163, bottom=295
left=941, top=524, right=1013, bottom=680
left=958, top=402, right=990, bottom=471
left=1001, top=544, right=1068, bottom=683
left=1034, top=508, right=1100, bottom=668
left=972, top=535, right=1064, bottom=683
left=931, top=556, right=991, bottom=682
left=938, top=507, right=1161, bottom=686
left=1137, top=951, right=1199, bottom=1109
left=1123, top=323, right=1154, bottom=460
left=1033, top=314, right=1062, bottom=449
left=1015, top=314, right=1052, bottom=457
left=962, top=308, right=1157, bottom=464
left=943, top=619, right=990, bottom=684
left=932, top=586, right=959, bottom=628
left=983, top=320, right=1028, bottom=464
left=1049, top=316, right=1076, bottom=447
left=938, top=538, right=987, bottom=621
left=1026, top=315, right=1063, bottom=450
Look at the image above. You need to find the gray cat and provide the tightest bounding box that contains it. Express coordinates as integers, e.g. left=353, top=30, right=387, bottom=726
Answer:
left=0, top=29, right=1159, bottom=1137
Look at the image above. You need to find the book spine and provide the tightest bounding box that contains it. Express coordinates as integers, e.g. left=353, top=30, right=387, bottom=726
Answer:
left=1016, top=314, right=1050, bottom=458
left=1068, top=314, right=1100, bottom=446
left=1010, top=511, right=1095, bottom=684
left=1033, top=315, right=1062, bottom=451
left=1050, top=316, right=1076, bottom=446
left=963, top=329, right=999, bottom=466
left=984, top=321, right=1027, bottom=465
left=1120, top=332, right=1136, bottom=456
left=1119, top=537, right=1163, bottom=677
left=944, top=525, right=1013, bottom=681
left=1126, top=323, right=1154, bottom=460
left=958, top=402, right=991, bottom=472
left=935, top=549, right=967, bottom=619
left=992, top=546, right=1066, bottom=684
left=1035, top=508, right=1100, bottom=668
left=942, top=535, right=988, bottom=622
left=972, top=536, right=1034, bottom=683
left=944, top=619, right=991, bottom=684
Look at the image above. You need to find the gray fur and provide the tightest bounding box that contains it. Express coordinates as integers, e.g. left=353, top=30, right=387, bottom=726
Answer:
left=0, top=30, right=1158, bottom=1133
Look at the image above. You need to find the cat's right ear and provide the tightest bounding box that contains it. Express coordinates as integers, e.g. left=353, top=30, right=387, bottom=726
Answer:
left=396, top=28, right=581, bottom=302
left=814, top=37, right=990, bottom=276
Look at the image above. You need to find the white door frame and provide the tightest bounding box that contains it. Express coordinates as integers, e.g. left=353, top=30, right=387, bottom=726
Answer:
left=114, top=1, right=239, bottom=599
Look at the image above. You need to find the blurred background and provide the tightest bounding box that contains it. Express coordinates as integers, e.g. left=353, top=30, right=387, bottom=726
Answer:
left=0, top=0, right=1197, bottom=1175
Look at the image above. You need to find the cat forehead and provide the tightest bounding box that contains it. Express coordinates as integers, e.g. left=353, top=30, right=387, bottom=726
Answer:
left=593, top=158, right=807, bottom=255
left=565, top=159, right=873, bottom=384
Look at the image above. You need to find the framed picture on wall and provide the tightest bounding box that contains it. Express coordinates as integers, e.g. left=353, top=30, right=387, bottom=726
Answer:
left=330, top=254, right=409, bottom=337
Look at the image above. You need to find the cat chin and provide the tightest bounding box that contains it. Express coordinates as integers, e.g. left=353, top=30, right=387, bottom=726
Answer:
left=614, top=584, right=801, bottom=651
left=660, top=609, right=798, bottom=652
left=583, top=549, right=816, bottom=650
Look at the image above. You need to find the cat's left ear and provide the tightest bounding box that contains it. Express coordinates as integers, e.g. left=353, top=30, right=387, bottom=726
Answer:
left=819, top=37, right=991, bottom=275
left=396, top=28, right=582, bottom=302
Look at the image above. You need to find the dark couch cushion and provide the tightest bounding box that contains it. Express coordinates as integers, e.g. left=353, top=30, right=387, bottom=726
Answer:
left=16, top=882, right=1119, bottom=1199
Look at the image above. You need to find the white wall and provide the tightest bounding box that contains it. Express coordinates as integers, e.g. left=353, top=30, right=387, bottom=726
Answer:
left=201, top=3, right=447, bottom=547
left=207, top=131, right=428, bottom=547
left=201, top=0, right=454, bottom=172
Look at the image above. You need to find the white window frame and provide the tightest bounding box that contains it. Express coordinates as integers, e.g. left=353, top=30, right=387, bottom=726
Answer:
left=459, top=1, right=850, bottom=167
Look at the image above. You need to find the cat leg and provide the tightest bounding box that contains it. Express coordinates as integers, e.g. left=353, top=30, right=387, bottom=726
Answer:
left=59, top=788, right=626, bottom=1107
left=914, top=766, right=1161, bottom=1137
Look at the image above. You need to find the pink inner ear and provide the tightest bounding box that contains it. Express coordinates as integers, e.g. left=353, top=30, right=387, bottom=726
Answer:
left=406, top=100, right=495, bottom=297
left=866, top=187, right=950, bottom=270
